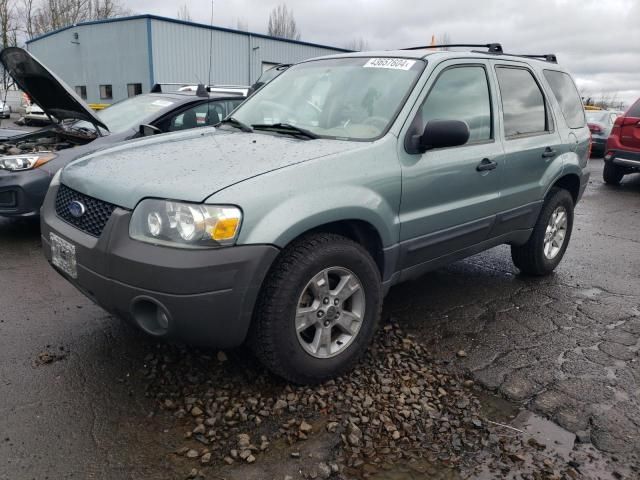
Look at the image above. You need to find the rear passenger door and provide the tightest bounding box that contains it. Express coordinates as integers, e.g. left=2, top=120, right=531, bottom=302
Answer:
left=397, top=60, right=504, bottom=270
left=491, top=62, right=563, bottom=226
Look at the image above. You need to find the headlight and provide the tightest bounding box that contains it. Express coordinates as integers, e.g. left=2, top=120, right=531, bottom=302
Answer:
left=0, top=152, right=57, bottom=171
left=130, top=199, right=242, bottom=248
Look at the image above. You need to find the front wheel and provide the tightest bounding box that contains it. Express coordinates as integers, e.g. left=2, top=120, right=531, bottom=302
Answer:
left=511, top=187, right=574, bottom=276
left=249, top=233, right=382, bottom=384
left=603, top=162, right=624, bottom=185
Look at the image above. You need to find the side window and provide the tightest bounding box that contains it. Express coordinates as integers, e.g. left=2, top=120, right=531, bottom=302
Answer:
left=543, top=70, right=585, bottom=128
left=495, top=67, right=547, bottom=137
left=627, top=99, right=640, bottom=118
left=418, top=66, right=492, bottom=142
left=162, top=101, right=237, bottom=132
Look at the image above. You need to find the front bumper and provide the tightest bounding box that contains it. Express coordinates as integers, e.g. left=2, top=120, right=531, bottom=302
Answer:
left=0, top=167, right=52, bottom=216
left=41, top=183, right=279, bottom=348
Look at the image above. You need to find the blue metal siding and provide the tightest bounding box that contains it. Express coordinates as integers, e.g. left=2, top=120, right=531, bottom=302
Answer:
left=25, top=15, right=348, bottom=103
left=150, top=18, right=345, bottom=85
left=27, top=19, right=151, bottom=104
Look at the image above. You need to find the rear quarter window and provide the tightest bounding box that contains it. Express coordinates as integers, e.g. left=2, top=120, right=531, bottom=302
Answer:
left=543, top=70, right=586, bottom=129
left=627, top=99, right=640, bottom=118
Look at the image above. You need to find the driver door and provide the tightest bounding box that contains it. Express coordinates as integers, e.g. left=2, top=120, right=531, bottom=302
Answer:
left=397, top=60, right=504, bottom=271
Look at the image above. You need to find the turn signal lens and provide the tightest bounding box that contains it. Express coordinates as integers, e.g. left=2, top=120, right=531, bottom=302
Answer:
left=212, top=217, right=240, bottom=241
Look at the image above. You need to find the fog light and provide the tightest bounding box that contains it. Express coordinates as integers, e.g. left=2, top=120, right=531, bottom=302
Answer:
left=147, top=211, right=163, bottom=237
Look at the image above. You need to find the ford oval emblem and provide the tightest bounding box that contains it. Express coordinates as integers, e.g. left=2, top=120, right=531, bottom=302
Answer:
left=68, top=200, right=86, bottom=218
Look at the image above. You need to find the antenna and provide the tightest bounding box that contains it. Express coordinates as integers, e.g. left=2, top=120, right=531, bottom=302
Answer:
left=208, top=0, right=214, bottom=88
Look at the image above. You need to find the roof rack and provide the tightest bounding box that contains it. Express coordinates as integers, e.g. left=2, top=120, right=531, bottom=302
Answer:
left=402, top=43, right=503, bottom=53
left=400, top=43, right=558, bottom=63
left=150, top=83, right=248, bottom=97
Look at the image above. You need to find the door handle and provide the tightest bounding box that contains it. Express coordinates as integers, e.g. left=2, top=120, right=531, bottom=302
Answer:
left=476, top=158, right=497, bottom=172
left=542, top=147, right=556, bottom=158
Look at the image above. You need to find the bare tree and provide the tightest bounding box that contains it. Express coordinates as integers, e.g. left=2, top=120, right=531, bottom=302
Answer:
left=90, top=0, right=128, bottom=19
left=22, top=0, right=129, bottom=37
left=267, top=3, right=300, bottom=40
left=20, top=0, right=35, bottom=38
left=176, top=3, right=191, bottom=21
left=344, top=37, right=369, bottom=51
left=0, top=0, right=19, bottom=89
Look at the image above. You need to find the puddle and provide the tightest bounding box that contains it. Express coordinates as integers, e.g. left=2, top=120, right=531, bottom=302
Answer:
left=576, top=287, right=604, bottom=299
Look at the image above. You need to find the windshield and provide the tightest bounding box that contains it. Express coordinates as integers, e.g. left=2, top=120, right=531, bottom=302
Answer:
left=233, top=57, right=425, bottom=140
left=74, top=94, right=176, bottom=133
left=585, top=111, right=608, bottom=123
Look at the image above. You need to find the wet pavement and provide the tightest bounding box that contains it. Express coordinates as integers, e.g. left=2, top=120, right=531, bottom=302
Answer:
left=0, top=158, right=639, bottom=479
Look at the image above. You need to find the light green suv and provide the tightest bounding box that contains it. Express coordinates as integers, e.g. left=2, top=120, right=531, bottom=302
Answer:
left=41, top=44, right=590, bottom=384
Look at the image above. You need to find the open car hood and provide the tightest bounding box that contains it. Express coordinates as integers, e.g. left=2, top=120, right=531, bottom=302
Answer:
left=0, top=47, right=108, bottom=131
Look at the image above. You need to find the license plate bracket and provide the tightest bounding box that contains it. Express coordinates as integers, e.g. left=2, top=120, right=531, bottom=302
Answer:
left=50, top=232, right=77, bottom=279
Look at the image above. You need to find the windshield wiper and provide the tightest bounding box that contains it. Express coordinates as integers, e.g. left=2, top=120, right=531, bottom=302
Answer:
left=251, top=123, right=319, bottom=139
left=218, top=116, right=253, bottom=132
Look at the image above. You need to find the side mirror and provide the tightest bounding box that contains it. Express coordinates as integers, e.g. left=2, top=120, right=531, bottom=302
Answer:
left=139, top=124, right=162, bottom=137
left=407, top=120, right=470, bottom=154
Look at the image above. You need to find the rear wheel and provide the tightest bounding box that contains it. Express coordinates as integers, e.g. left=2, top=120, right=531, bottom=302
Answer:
left=249, top=233, right=382, bottom=384
left=603, top=162, right=624, bottom=185
left=511, top=187, right=574, bottom=276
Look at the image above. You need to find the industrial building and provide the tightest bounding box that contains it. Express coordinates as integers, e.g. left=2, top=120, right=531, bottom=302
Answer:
left=25, top=14, right=348, bottom=104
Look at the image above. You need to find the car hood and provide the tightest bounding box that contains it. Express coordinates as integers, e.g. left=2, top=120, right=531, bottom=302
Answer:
left=0, top=47, right=107, bottom=130
left=61, top=128, right=363, bottom=209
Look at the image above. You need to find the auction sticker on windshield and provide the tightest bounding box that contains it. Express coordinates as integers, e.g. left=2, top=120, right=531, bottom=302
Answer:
left=363, top=58, right=416, bottom=70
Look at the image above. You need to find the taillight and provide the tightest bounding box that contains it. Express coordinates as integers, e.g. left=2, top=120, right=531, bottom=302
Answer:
left=611, top=116, right=623, bottom=134
left=587, top=123, right=602, bottom=134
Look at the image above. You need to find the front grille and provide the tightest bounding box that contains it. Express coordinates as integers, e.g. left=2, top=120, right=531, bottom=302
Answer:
left=55, top=184, right=117, bottom=237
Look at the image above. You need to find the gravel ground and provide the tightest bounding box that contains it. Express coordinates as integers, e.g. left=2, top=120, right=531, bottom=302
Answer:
left=142, top=321, right=625, bottom=480
left=1, top=158, right=639, bottom=479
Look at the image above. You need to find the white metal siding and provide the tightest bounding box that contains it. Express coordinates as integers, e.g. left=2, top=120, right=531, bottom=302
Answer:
left=27, top=19, right=150, bottom=104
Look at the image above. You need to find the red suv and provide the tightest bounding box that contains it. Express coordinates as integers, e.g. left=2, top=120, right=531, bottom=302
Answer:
left=603, top=97, right=640, bottom=185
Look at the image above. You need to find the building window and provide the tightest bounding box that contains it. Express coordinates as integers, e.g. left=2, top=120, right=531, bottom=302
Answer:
left=75, top=86, right=87, bottom=100
left=99, top=84, right=113, bottom=100
left=127, top=83, right=143, bottom=98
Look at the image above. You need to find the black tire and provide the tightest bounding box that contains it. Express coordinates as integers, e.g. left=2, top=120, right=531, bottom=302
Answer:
left=603, top=162, right=624, bottom=185
left=511, top=187, right=574, bottom=276
left=249, top=232, right=382, bottom=384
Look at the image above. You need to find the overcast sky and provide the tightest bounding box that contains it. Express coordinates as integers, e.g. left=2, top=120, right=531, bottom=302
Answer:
left=125, top=0, right=639, bottom=106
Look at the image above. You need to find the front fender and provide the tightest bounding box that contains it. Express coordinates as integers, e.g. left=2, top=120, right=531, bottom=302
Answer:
left=250, top=185, right=398, bottom=248
left=207, top=138, right=402, bottom=249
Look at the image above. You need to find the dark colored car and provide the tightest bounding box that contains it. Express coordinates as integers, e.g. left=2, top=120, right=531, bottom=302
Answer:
left=0, top=47, right=246, bottom=217
left=603, top=98, right=640, bottom=185
left=586, top=110, right=619, bottom=156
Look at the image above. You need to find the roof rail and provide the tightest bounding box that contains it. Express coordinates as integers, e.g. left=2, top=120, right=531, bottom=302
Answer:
left=508, top=53, right=558, bottom=64
left=399, top=43, right=558, bottom=63
left=150, top=83, right=248, bottom=96
left=402, top=43, right=503, bottom=53
left=150, top=82, right=192, bottom=93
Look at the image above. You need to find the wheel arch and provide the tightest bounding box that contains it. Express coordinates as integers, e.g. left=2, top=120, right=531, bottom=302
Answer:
left=549, top=173, right=581, bottom=204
